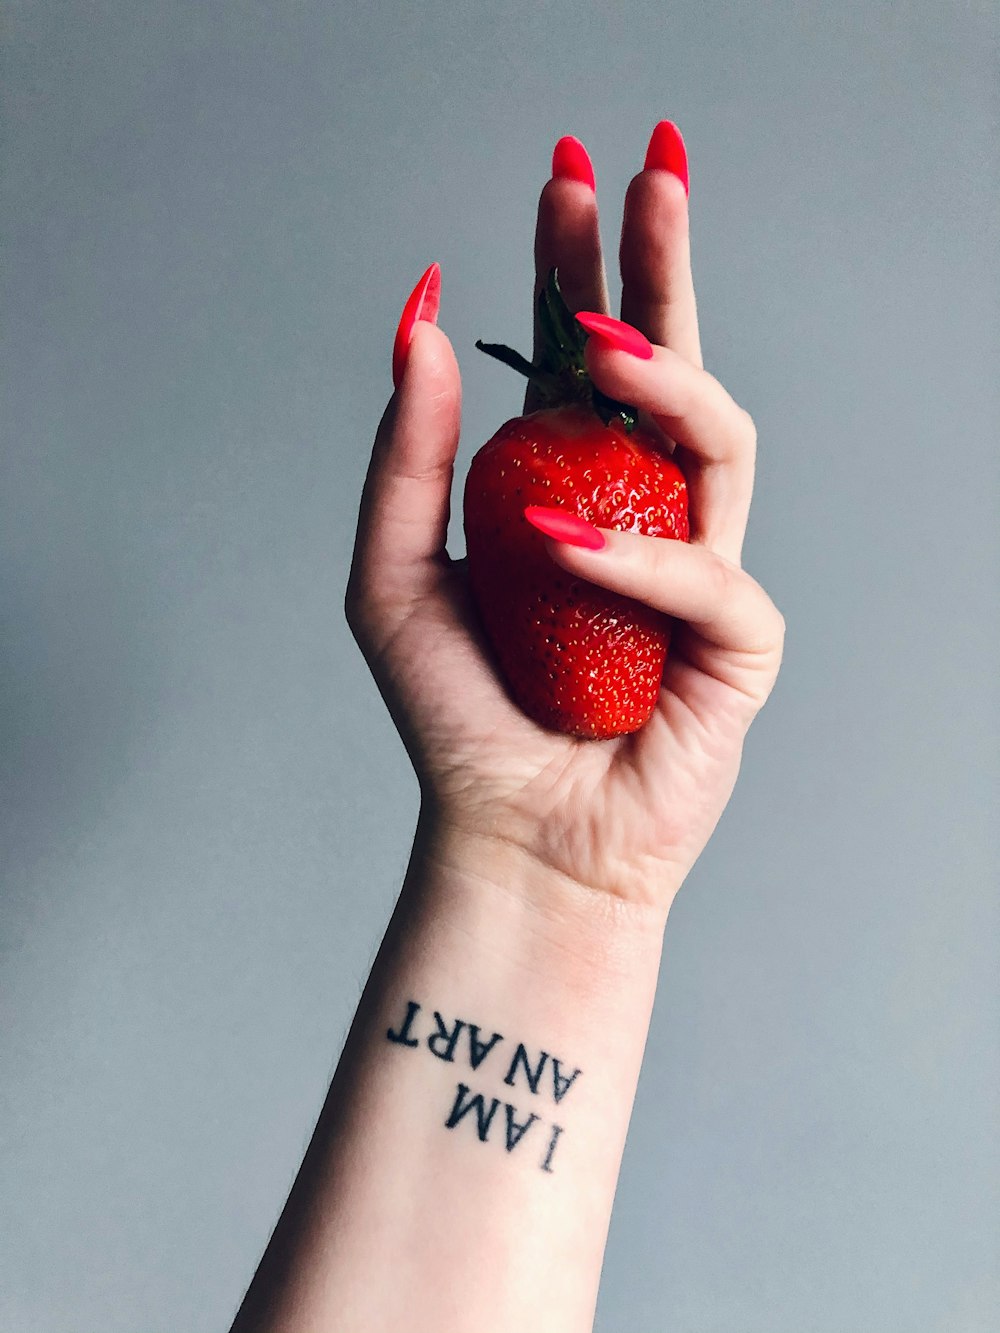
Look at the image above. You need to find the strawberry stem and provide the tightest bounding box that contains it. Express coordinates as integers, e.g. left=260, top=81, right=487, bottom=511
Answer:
left=473, top=343, right=538, bottom=380
left=476, top=269, right=638, bottom=431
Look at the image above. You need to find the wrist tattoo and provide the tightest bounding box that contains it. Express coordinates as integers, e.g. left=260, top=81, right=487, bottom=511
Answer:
left=386, top=998, right=580, bottom=1174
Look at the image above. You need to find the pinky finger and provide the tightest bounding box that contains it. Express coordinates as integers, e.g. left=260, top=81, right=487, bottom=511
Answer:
left=524, top=512, right=785, bottom=696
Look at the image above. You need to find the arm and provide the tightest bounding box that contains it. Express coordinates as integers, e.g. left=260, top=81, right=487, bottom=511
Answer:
left=230, top=826, right=666, bottom=1333
left=230, top=125, right=783, bottom=1333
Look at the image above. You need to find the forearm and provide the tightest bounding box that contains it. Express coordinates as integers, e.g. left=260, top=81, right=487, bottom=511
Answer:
left=230, top=817, right=669, bottom=1333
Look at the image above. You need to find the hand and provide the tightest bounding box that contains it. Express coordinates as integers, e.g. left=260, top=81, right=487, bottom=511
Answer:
left=346, top=125, right=784, bottom=913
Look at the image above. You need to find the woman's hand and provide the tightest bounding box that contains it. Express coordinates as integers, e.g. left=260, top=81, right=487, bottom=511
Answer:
left=345, top=126, right=784, bottom=914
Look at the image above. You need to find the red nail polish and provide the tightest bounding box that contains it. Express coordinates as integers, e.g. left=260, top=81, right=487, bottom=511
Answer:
left=524, top=506, right=606, bottom=551
left=575, top=312, right=654, bottom=360
left=392, top=262, right=441, bottom=389
left=551, top=135, right=596, bottom=191
left=643, top=120, right=689, bottom=195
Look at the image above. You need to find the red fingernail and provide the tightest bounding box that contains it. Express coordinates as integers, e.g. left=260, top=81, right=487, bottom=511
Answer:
left=575, top=311, right=654, bottom=360
left=392, top=262, right=441, bottom=389
left=643, top=120, right=689, bottom=195
left=551, top=135, right=596, bottom=191
left=524, top=506, right=606, bottom=551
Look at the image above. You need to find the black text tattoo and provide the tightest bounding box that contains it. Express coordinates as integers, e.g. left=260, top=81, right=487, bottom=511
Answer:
left=386, top=999, right=580, bottom=1174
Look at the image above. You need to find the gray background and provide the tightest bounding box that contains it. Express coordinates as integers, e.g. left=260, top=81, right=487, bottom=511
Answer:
left=2, top=1, right=997, bottom=1329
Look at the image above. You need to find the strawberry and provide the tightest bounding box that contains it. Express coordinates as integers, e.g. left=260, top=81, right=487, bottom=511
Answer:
left=463, top=271, right=689, bottom=740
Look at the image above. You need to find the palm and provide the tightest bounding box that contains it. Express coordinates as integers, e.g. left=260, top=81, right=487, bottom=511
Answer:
left=373, top=557, right=753, bottom=903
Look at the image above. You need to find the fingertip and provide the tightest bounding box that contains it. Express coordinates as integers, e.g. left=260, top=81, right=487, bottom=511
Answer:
left=392, top=262, right=442, bottom=390
left=393, top=320, right=462, bottom=439
left=537, top=172, right=601, bottom=231
left=524, top=505, right=606, bottom=550
left=400, top=319, right=460, bottom=390
left=576, top=311, right=655, bottom=359
left=622, top=168, right=690, bottom=238
left=643, top=120, right=689, bottom=194
left=579, top=331, right=660, bottom=411
left=551, top=135, right=596, bottom=191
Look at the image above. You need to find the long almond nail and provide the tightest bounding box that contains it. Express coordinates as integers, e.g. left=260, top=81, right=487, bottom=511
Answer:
left=575, top=312, right=654, bottom=359
left=524, top=506, right=606, bottom=550
left=392, top=263, right=441, bottom=389
left=551, top=136, right=596, bottom=191
left=643, top=120, right=689, bottom=195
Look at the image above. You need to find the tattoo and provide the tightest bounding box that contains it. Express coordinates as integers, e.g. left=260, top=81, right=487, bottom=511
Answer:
left=467, top=1024, right=503, bottom=1069
left=551, top=1061, right=581, bottom=1104
left=445, top=1083, right=501, bottom=1142
left=386, top=1000, right=420, bottom=1048
left=427, top=1011, right=465, bottom=1063
left=386, top=998, right=580, bottom=1175
left=540, top=1124, right=564, bottom=1173
left=501, top=1046, right=580, bottom=1102
left=503, top=1104, right=539, bottom=1152
left=503, top=1043, right=547, bottom=1095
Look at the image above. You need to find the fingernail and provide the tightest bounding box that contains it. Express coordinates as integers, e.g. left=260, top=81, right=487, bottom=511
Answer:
left=524, top=506, right=606, bottom=551
left=392, top=262, right=441, bottom=389
left=575, top=311, right=654, bottom=360
left=551, top=135, right=596, bottom=191
left=643, top=120, right=689, bottom=195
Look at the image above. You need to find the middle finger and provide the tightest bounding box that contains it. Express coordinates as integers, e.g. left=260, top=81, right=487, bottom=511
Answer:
left=619, top=122, right=702, bottom=367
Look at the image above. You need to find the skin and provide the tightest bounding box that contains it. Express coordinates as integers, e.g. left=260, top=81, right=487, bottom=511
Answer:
left=229, top=153, right=785, bottom=1333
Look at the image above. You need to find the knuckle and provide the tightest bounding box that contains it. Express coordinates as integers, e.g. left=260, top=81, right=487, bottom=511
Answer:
left=738, top=406, right=758, bottom=454
left=752, top=592, right=787, bottom=664
left=673, top=363, right=703, bottom=416
left=706, top=550, right=740, bottom=605
left=648, top=533, right=686, bottom=585
left=771, top=604, right=787, bottom=654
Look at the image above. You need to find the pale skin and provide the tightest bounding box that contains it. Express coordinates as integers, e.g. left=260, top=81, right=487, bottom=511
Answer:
left=230, top=150, right=784, bottom=1333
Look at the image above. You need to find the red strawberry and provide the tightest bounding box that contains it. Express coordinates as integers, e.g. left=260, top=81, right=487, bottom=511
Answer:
left=464, top=271, right=689, bottom=740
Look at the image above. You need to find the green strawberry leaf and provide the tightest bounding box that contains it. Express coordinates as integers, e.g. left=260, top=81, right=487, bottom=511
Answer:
left=476, top=268, right=639, bottom=432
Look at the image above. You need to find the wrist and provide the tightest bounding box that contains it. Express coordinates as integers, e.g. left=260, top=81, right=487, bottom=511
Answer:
left=405, top=813, right=670, bottom=998
left=417, top=779, right=693, bottom=913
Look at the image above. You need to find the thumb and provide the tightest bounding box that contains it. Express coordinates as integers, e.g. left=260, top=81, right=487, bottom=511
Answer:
left=348, top=275, right=462, bottom=627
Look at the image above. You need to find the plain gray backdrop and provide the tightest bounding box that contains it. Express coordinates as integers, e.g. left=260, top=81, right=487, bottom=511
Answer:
left=2, top=1, right=998, bottom=1330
